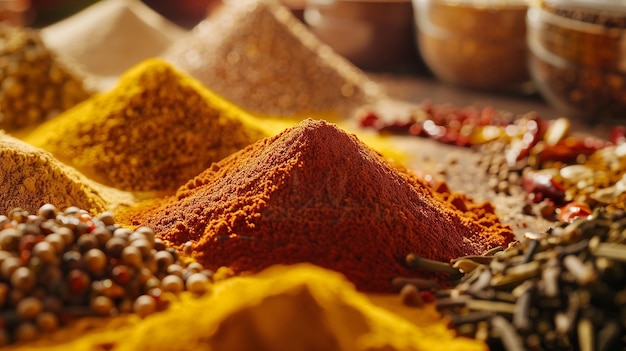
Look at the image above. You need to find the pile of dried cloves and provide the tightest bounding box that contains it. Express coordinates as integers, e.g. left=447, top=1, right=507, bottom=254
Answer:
left=435, top=207, right=625, bottom=351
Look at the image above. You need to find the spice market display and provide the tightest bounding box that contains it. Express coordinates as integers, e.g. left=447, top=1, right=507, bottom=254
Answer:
left=0, top=0, right=625, bottom=350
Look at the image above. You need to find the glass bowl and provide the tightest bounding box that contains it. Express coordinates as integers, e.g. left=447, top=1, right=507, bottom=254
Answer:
left=304, top=0, right=418, bottom=71
left=413, top=0, right=531, bottom=92
left=527, top=0, right=626, bottom=122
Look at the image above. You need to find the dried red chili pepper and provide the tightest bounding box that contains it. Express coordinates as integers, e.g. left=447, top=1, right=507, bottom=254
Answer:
left=521, top=170, right=565, bottom=204
left=558, top=201, right=592, bottom=222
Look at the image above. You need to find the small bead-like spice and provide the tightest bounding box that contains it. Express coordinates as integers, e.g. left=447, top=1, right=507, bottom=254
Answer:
left=0, top=23, right=90, bottom=131
left=0, top=204, right=213, bottom=345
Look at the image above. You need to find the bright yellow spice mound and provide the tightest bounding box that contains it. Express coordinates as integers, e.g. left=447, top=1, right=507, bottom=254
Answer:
left=25, top=58, right=268, bottom=192
left=7, top=264, right=486, bottom=351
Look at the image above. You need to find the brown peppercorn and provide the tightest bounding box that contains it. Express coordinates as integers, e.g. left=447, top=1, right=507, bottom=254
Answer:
left=185, top=273, right=209, bottom=295
left=55, top=227, right=74, bottom=246
left=16, top=296, right=43, bottom=319
left=0, top=228, right=21, bottom=251
left=400, top=284, right=425, bottom=307
left=11, top=266, right=36, bottom=292
left=186, top=262, right=203, bottom=273
left=97, top=211, right=116, bottom=227
left=106, top=237, right=128, bottom=259
left=153, top=238, right=166, bottom=251
left=37, top=204, right=57, bottom=220
left=131, top=238, right=152, bottom=259
left=153, top=250, right=174, bottom=273
left=113, top=228, right=133, bottom=241
left=36, top=311, right=59, bottom=332
left=122, top=245, right=142, bottom=268
left=91, top=227, right=112, bottom=247
left=14, top=322, right=38, bottom=343
left=133, top=295, right=156, bottom=318
left=1, top=256, right=21, bottom=279
left=31, top=241, right=56, bottom=264
left=77, top=234, right=98, bottom=253
left=91, top=295, right=115, bottom=316
left=44, top=233, right=65, bottom=254
left=160, top=275, right=184, bottom=294
left=84, top=248, right=107, bottom=275
left=0, top=329, right=9, bottom=346
left=134, top=227, right=155, bottom=244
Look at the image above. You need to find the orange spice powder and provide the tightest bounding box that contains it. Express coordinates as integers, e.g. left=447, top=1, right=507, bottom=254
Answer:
left=121, top=119, right=514, bottom=292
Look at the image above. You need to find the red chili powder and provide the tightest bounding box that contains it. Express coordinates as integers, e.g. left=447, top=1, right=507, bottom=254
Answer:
left=124, top=119, right=514, bottom=292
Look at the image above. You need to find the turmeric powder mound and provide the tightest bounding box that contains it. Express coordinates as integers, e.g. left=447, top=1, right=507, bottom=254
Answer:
left=3, top=264, right=486, bottom=351
left=124, top=119, right=514, bottom=292
left=25, top=58, right=267, bottom=192
left=163, top=0, right=382, bottom=118
left=0, top=132, right=107, bottom=215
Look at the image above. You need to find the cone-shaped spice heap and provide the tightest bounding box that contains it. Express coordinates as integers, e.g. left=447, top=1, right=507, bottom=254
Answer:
left=0, top=132, right=107, bottom=215
left=26, top=58, right=267, bottom=192
left=0, top=23, right=90, bottom=131
left=41, top=0, right=187, bottom=79
left=126, top=119, right=514, bottom=292
left=163, top=0, right=381, bottom=118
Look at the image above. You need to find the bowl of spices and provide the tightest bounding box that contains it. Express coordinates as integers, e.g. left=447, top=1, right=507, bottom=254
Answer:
left=413, top=0, right=532, bottom=92
left=304, top=0, right=419, bottom=71
left=526, top=0, right=626, bottom=122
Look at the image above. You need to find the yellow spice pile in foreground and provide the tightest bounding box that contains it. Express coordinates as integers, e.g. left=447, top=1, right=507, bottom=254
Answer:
left=7, top=264, right=485, bottom=351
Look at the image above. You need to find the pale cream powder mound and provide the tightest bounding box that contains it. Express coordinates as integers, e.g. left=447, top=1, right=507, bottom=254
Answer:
left=163, top=0, right=383, bottom=118
left=41, top=0, right=188, bottom=90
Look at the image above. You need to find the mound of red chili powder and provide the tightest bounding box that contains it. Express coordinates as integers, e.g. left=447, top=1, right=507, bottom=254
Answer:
left=128, top=119, right=514, bottom=292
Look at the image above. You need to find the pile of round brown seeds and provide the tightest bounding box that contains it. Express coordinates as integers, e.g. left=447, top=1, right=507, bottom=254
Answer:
left=0, top=23, right=90, bottom=131
left=434, top=207, right=626, bottom=351
left=0, top=204, right=212, bottom=345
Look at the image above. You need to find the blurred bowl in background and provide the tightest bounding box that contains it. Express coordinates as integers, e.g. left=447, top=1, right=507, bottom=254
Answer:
left=413, top=0, right=531, bottom=93
left=527, top=0, right=626, bottom=123
left=304, top=0, right=419, bottom=72
left=279, top=0, right=307, bottom=21
left=0, top=0, right=30, bottom=25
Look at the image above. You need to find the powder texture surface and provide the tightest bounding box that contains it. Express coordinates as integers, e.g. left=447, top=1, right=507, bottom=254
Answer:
left=41, top=0, right=187, bottom=80
left=0, top=132, right=107, bottom=215
left=1, top=264, right=486, bottom=351
left=163, top=0, right=382, bottom=118
left=25, top=58, right=268, bottom=192
left=124, top=119, right=514, bottom=292
left=0, top=23, right=90, bottom=131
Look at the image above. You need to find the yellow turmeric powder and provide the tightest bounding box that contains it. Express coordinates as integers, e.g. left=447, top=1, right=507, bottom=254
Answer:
left=0, top=131, right=107, bottom=215
left=25, top=58, right=268, bottom=192
left=5, top=264, right=486, bottom=351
